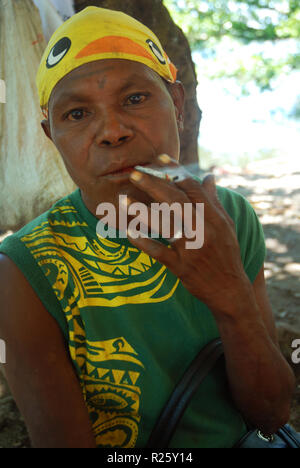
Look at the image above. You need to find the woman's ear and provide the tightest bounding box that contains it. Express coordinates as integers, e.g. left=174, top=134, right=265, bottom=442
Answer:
left=41, top=120, right=53, bottom=141
left=168, top=80, right=185, bottom=131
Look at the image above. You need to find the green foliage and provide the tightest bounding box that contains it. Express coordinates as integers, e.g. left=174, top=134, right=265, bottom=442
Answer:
left=164, top=0, right=300, bottom=47
left=164, top=0, right=300, bottom=92
left=289, top=95, right=300, bottom=120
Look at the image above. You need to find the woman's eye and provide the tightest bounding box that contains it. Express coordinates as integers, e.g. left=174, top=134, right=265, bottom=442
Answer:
left=65, top=109, right=87, bottom=121
left=126, top=94, right=148, bottom=105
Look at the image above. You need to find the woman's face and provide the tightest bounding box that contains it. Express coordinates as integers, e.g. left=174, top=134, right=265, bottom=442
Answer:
left=42, top=59, right=185, bottom=214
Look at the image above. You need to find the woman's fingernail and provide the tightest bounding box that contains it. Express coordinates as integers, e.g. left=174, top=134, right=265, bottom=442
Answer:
left=130, top=171, right=143, bottom=182
left=158, top=154, right=171, bottom=164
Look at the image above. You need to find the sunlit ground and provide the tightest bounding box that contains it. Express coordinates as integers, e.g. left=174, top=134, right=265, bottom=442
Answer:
left=211, top=155, right=300, bottom=328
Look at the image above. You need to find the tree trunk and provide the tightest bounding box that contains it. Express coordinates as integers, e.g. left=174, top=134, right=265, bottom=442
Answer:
left=74, top=0, right=202, bottom=169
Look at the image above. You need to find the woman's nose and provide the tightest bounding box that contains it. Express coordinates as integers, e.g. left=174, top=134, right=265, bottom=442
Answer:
left=95, top=110, right=134, bottom=147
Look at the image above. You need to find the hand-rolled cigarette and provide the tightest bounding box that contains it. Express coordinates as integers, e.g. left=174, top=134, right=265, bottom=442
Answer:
left=134, top=165, right=189, bottom=182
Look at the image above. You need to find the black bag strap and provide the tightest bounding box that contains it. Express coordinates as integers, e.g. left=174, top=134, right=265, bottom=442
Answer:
left=277, top=426, right=300, bottom=448
left=146, top=338, right=224, bottom=448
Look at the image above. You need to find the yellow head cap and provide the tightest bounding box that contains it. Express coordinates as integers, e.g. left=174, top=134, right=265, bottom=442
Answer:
left=36, top=6, right=177, bottom=118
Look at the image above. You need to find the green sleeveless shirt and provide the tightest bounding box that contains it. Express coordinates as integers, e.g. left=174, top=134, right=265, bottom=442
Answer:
left=0, top=184, right=266, bottom=448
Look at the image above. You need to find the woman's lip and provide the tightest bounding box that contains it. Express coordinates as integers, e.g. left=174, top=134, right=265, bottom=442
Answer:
left=105, top=164, right=149, bottom=177
left=107, top=167, right=135, bottom=177
left=119, top=166, right=135, bottom=173
left=102, top=166, right=136, bottom=180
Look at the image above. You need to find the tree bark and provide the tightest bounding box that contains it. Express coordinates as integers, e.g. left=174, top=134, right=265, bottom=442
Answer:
left=74, top=0, right=202, bottom=169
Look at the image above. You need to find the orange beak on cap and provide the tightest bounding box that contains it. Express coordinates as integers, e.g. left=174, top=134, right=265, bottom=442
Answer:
left=76, top=36, right=156, bottom=64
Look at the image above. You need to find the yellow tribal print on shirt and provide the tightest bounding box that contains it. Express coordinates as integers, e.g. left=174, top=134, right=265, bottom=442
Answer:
left=0, top=185, right=266, bottom=447
left=18, top=193, right=179, bottom=447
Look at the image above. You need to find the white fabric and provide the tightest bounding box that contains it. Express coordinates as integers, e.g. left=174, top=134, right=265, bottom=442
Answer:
left=0, top=0, right=76, bottom=231
left=33, top=0, right=62, bottom=42
left=48, top=0, right=75, bottom=21
left=33, top=0, right=75, bottom=41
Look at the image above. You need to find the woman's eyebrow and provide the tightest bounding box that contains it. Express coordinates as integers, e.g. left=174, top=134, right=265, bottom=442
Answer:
left=52, top=72, right=157, bottom=110
left=117, top=73, right=156, bottom=91
left=50, top=92, right=92, bottom=113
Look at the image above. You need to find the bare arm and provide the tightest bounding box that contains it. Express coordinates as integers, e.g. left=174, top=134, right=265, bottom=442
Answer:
left=214, top=265, right=296, bottom=434
left=0, top=253, right=97, bottom=448
left=126, top=160, right=296, bottom=435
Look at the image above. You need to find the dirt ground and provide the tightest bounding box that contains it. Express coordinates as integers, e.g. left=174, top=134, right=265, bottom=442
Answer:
left=0, top=156, right=299, bottom=447
left=214, top=157, right=300, bottom=435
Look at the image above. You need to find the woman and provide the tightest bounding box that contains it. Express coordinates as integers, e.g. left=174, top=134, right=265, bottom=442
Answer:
left=0, top=6, right=295, bottom=448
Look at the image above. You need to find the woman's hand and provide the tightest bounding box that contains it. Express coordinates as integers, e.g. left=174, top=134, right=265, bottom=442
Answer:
left=126, top=155, right=295, bottom=434
left=126, top=155, right=251, bottom=317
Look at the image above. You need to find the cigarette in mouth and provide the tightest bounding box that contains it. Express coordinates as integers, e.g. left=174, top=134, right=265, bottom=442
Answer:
left=133, top=165, right=189, bottom=182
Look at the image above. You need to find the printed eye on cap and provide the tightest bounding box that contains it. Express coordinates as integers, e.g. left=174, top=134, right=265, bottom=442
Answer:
left=36, top=6, right=178, bottom=118
left=46, top=37, right=72, bottom=68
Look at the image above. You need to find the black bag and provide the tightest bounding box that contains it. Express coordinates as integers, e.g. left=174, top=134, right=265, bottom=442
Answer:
left=147, top=338, right=300, bottom=448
